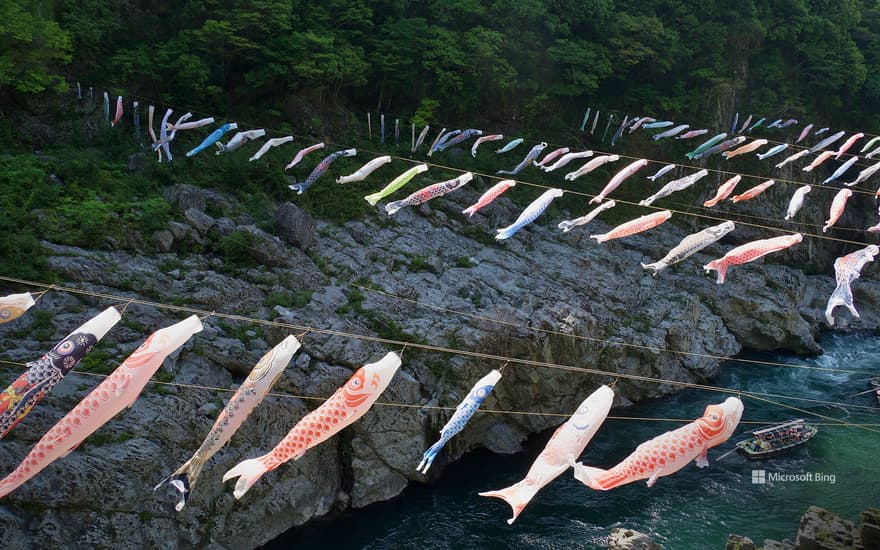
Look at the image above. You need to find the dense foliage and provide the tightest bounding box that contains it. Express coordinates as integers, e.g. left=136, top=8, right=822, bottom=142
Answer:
left=3, top=1, right=880, bottom=130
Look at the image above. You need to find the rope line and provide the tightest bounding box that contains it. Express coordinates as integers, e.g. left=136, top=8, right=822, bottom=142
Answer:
left=0, top=279, right=878, bottom=422
left=0, top=359, right=874, bottom=428
left=346, top=282, right=867, bottom=377
left=2, top=272, right=873, bottom=382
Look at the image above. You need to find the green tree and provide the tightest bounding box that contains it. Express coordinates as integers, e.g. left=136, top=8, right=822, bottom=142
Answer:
left=0, top=0, right=72, bottom=94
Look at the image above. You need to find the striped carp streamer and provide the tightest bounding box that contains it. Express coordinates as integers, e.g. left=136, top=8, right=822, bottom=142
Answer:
left=385, top=173, right=472, bottom=215
left=222, top=352, right=401, bottom=499
left=693, top=136, right=746, bottom=160
left=0, top=293, right=36, bottom=324
left=155, top=335, right=300, bottom=511
left=0, top=306, right=121, bottom=439
left=571, top=397, right=742, bottom=490
left=289, top=149, right=357, bottom=195
left=0, top=316, right=203, bottom=499
left=480, top=385, right=614, bottom=524
left=417, top=370, right=502, bottom=474
left=429, top=129, right=461, bottom=156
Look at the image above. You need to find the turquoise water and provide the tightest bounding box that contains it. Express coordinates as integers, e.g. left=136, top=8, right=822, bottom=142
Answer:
left=267, top=333, right=880, bottom=549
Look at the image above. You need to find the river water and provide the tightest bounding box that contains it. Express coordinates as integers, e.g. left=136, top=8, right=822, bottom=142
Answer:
left=267, top=333, right=880, bottom=549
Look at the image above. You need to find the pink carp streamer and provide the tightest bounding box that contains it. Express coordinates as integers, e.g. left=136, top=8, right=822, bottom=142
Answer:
left=480, top=386, right=614, bottom=523
left=572, top=398, right=742, bottom=490
left=590, top=211, right=672, bottom=243
left=703, top=176, right=741, bottom=207
left=0, top=315, right=202, bottom=498
left=704, top=234, right=803, bottom=284
left=223, top=352, right=401, bottom=499
left=285, top=143, right=325, bottom=171
left=110, top=96, right=123, bottom=127
left=462, top=180, right=516, bottom=217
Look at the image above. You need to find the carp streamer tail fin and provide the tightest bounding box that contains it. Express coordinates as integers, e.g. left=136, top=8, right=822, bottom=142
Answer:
left=478, top=482, right=542, bottom=525
left=222, top=457, right=269, bottom=500
left=154, top=456, right=207, bottom=511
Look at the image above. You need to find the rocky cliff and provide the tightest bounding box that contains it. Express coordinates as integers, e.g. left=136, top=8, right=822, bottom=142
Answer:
left=1, top=176, right=878, bottom=549
left=725, top=506, right=880, bottom=549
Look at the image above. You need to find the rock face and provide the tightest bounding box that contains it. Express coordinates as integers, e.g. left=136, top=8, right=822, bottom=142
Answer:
left=725, top=534, right=756, bottom=550
left=1, top=183, right=878, bottom=549
left=860, top=509, right=880, bottom=549
left=795, top=506, right=858, bottom=550
left=733, top=505, right=877, bottom=550
left=608, top=527, right=661, bottom=550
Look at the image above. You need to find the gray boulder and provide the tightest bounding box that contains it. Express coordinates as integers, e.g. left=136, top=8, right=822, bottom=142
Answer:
left=275, top=202, right=316, bottom=250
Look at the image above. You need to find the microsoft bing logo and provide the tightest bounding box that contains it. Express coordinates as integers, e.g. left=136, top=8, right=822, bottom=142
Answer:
left=749, top=469, right=836, bottom=485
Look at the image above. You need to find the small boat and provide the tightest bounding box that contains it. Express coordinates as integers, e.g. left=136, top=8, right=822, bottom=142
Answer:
left=735, top=419, right=817, bottom=460
left=867, top=378, right=880, bottom=406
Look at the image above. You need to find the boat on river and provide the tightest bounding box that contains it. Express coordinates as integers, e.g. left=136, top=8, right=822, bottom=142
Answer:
left=735, top=419, right=817, bottom=459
